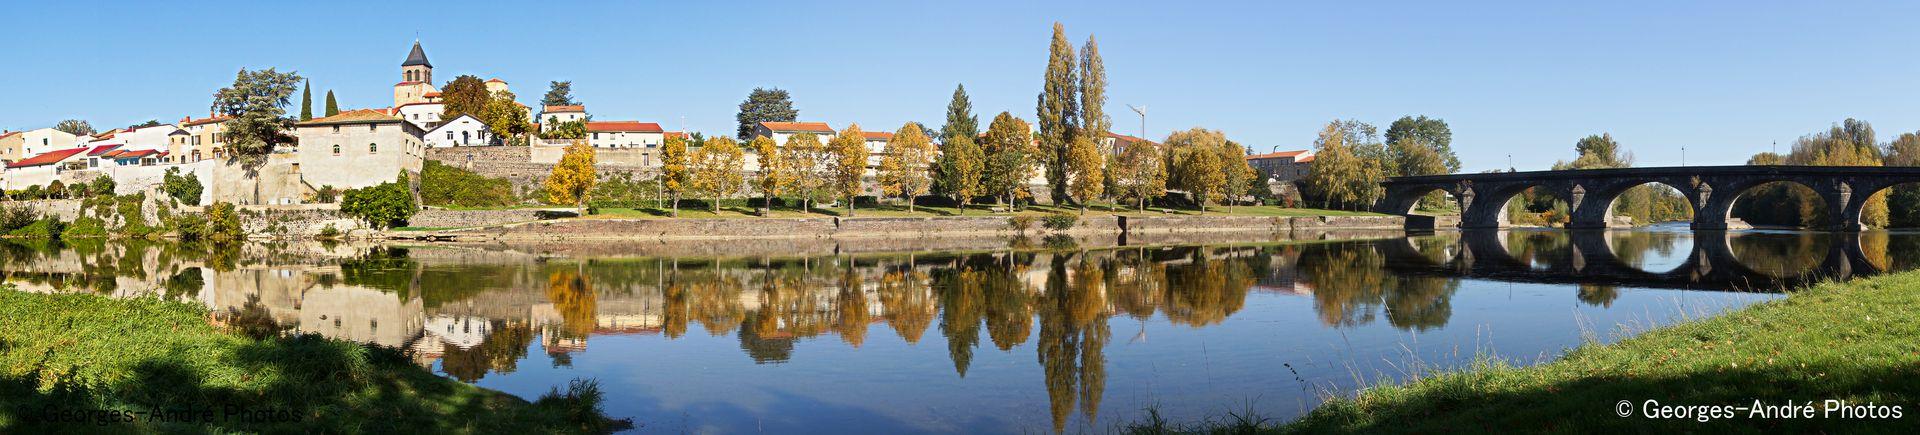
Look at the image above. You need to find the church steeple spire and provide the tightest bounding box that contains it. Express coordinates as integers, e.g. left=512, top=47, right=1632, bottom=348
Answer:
left=401, top=41, right=432, bottom=84
left=403, top=40, right=431, bottom=68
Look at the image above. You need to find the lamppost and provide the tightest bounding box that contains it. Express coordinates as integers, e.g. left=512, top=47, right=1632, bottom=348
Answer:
left=1127, top=104, right=1147, bottom=141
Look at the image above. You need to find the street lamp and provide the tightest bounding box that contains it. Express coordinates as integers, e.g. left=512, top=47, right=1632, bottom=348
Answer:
left=1126, top=104, right=1147, bottom=141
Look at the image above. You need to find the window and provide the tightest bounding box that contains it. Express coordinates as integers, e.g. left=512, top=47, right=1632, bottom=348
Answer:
left=332, top=126, right=340, bottom=133
left=369, top=143, right=378, bottom=154
left=368, top=125, right=377, bottom=132
left=332, top=144, right=341, bottom=155
left=447, top=131, right=455, bottom=140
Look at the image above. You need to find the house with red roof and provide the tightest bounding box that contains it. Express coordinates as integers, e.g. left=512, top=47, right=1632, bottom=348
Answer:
left=0, top=128, right=81, bottom=163
left=586, top=121, right=666, bottom=149
left=293, top=109, right=427, bottom=190
left=1247, top=149, right=1315, bottom=182
left=751, top=121, right=836, bottom=147
left=539, top=105, right=587, bottom=132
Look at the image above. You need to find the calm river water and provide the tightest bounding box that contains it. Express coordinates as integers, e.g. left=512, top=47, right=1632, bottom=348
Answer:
left=4, top=228, right=1913, bottom=433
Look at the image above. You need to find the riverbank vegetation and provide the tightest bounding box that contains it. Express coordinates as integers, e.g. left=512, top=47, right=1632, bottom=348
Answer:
left=1118, top=268, right=1920, bottom=433
left=0, top=289, right=631, bottom=433
left=0, top=192, right=242, bottom=242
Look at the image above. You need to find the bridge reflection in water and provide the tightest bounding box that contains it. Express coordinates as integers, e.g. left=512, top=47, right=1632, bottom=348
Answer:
left=1379, top=230, right=1887, bottom=292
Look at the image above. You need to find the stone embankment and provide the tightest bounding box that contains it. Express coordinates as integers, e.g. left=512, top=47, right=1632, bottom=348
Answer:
left=399, top=214, right=1407, bottom=242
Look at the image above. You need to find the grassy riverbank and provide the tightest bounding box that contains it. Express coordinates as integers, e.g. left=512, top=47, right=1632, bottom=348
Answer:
left=580, top=203, right=1381, bottom=219
left=0, top=290, right=631, bottom=433
left=1125, top=271, right=1920, bottom=434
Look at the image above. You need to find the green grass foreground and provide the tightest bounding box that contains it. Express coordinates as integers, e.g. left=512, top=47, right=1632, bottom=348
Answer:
left=0, top=290, right=633, bottom=433
left=1125, top=271, right=1920, bottom=434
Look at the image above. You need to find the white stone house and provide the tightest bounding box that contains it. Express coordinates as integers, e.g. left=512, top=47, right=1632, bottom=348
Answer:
left=426, top=114, right=494, bottom=148
left=0, top=128, right=80, bottom=163
left=586, top=121, right=665, bottom=149
left=539, top=105, right=587, bottom=131
left=750, top=121, right=836, bottom=148
left=396, top=101, right=447, bottom=130
left=293, top=109, right=427, bottom=190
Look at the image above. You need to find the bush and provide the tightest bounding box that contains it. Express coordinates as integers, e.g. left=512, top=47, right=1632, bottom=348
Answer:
left=91, top=175, right=116, bottom=196
left=0, top=205, right=39, bottom=232
left=171, top=212, right=209, bottom=242
left=421, top=160, right=514, bottom=208
left=315, top=185, right=339, bottom=204
left=65, top=217, right=108, bottom=238
left=318, top=223, right=341, bottom=239
left=8, top=217, right=65, bottom=238
left=1041, top=213, right=1078, bottom=231
left=163, top=167, right=203, bottom=205
left=1009, top=215, right=1035, bottom=233
left=340, top=173, right=417, bottom=229
left=46, top=180, right=66, bottom=199
left=206, top=202, right=243, bottom=242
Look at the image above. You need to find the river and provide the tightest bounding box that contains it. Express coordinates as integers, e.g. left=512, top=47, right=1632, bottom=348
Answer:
left=4, top=228, right=1911, bottom=433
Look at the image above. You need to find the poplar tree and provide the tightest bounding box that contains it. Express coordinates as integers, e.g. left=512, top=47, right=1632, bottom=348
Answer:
left=691, top=136, right=744, bottom=213
left=1036, top=22, right=1079, bottom=205
left=299, top=79, right=313, bottom=121
left=324, top=90, right=339, bottom=116
left=1079, top=35, right=1112, bottom=202
left=879, top=123, right=937, bottom=213
left=661, top=135, right=690, bottom=217
left=749, top=136, right=788, bottom=216
left=828, top=125, right=870, bottom=216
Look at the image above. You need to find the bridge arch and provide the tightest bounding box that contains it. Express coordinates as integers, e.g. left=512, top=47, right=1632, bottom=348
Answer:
left=1460, top=181, right=1575, bottom=229
left=1565, top=179, right=1696, bottom=229
left=1717, top=179, right=1833, bottom=230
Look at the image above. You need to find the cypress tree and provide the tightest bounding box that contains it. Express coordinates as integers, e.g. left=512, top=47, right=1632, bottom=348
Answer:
left=1036, top=22, right=1080, bottom=204
left=299, top=79, right=313, bottom=121
left=324, top=90, right=339, bottom=116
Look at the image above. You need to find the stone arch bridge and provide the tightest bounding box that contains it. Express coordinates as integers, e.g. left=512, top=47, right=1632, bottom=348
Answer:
left=1375, top=165, right=1920, bottom=231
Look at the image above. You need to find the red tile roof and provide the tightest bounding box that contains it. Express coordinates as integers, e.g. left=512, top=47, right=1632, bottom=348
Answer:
left=861, top=131, right=893, bottom=140
left=760, top=121, right=834, bottom=133
left=7, top=147, right=88, bottom=168
left=543, top=105, right=585, bottom=113
left=486, top=78, right=505, bottom=83
left=0, top=131, right=20, bottom=140
left=585, top=121, right=664, bottom=133
left=1296, top=154, right=1315, bottom=163
left=182, top=115, right=232, bottom=127
left=86, top=145, right=122, bottom=156
left=1246, top=150, right=1309, bottom=160
left=114, top=149, right=161, bottom=159
left=297, top=109, right=403, bottom=126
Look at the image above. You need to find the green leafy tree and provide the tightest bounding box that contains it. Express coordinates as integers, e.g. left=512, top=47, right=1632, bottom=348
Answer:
left=162, top=167, right=202, bottom=205
left=828, top=125, right=870, bottom=216
left=211, top=68, right=303, bottom=157
left=937, top=135, right=986, bottom=214
left=340, top=173, right=418, bottom=229
left=982, top=112, right=1035, bottom=207
left=879, top=123, right=937, bottom=212
left=324, top=90, right=339, bottom=116
left=750, top=136, right=789, bottom=216
left=735, top=88, right=798, bottom=139
left=1112, top=139, right=1165, bottom=211
left=299, top=79, right=314, bottom=121
left=942, top=84, right=979, bottom=144
left=1735, top=119, right=1888, bottom=228
left=206, top=202, right=244, bottom=242
left=661, top=135, right=691, bottom=216
left=544, top=140, right=597, bottom=210
left=440, top=75, right=490, bottom=120
left=691, top=136, right=745, bottom=213
left=1217, top=140, right=1255, bottom=213
left=480, top=90, right=533, bottom=145
left=421, top=161, right=513, bottom=207
left=53, top=119, right=94, bottom=136
left=1301, top=121, right=1389, bottom=210
left=1886, top=131, right=1920, bottom=228
left=1036, top=22, right=1080, bottom=204
left=542, top=81, right=578, bottom=107
left=1384, top=115, right=1458, bottom=172
left=542, top=120, right=588, bottom=140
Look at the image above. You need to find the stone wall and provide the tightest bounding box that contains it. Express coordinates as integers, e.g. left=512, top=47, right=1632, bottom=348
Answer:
left=408, top=209, right=549, bottom=229
left=421, top=213, right=1405, bottom=242
left=239, top=207, right=372, bottom=240
left=426, top=146, right=658, bottom=195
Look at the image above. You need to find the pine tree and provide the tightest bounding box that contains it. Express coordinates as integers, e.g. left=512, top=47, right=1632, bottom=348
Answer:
left=1036, top=22, right=1080, bottom=205
left=942, top=84, right=979, bottom=143
left=661, top=135, right=690, bottom=217
left=735, top=88, right=799, bottom=139
left=299, top=79, right=314, bottom=121
left=879, top=123, right=937, bottom=213
left=324, top=90, right=339, bottom=116
left=542, top=81, right=577, bottom=107
left=828, top=125, right=870, bottom=216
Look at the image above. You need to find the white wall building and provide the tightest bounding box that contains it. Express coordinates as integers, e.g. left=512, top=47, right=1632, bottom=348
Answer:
left=293, top=109, right=427, bottom=190
left=426, top=114, right=494, bottom=148
left=586, top=121, right=665, bottom=149
left=539, top=105, right=587, bottom=130
left=0, top=128, right=80, bottom=162
left=396, top=102, right=446, bottom=130
left=751, top=121, right=836, bottom=148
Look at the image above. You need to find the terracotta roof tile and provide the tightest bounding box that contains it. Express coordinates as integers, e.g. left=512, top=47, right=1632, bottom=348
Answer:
left=182, top=115, right=232, bottom=127
left=1247, top=150, right=1309, bottom=160
left=543, top=105, right=585, bottom=113
left=1296, top=154, right=1315, bottom=163
left=861, top=131, right=893, bottom=140
left=297, top=109, right=403, bottom=126
left=86, top=145, right=122, bottom=156
left=585, top=121, right=663, bottom=133
left=759, top=121, right=834, bottom=133
left=7, top=147, right=89, bottom=168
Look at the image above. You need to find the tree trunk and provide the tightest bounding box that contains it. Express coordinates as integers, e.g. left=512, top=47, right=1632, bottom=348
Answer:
left=907, top=195, right=915, bottom=214
left=671, top=194, right=680, bottom=217
left=761, top=193, right=770, bottom=217
left=847, top=196, right=856, bottom=217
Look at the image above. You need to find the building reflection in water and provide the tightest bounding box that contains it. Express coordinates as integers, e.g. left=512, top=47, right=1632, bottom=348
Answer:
left=0, top=229, right=1904, bottom=431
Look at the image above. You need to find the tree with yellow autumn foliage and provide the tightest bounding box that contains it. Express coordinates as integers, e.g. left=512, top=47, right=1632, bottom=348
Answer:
left=543, top=140, right=596, bottom=211
left=749, top=136, right=787, bottom=216
left=828, top=125, right=870, bottom=216
left=691, top=136, right=745, bottom=213
left=879, top=122, right=937, bottom=213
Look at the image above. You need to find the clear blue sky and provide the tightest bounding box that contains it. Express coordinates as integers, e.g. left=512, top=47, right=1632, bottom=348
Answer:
left=5, top=1, right=1919, bottom=172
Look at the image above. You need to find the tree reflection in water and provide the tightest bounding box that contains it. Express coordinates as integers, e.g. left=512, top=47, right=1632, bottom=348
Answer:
left=6, top=229, right=1916, bottom=433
